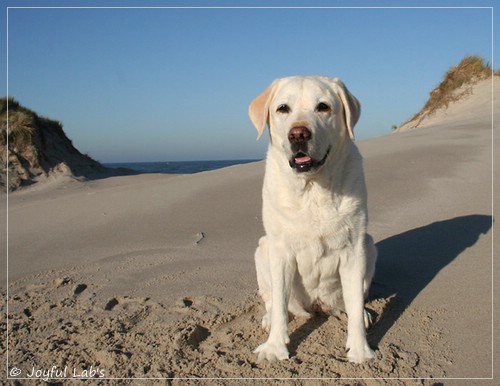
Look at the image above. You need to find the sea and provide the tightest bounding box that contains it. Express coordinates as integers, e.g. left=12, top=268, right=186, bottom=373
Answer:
left=103, top=159, right=261, bottom=175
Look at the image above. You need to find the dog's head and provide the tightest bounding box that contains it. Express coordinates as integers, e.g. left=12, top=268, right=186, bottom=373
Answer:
left=249, top=76, right=360, bottom=173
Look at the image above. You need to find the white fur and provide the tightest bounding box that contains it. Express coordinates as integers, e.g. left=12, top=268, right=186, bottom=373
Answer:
left=249, top=76, right=377, bottom=363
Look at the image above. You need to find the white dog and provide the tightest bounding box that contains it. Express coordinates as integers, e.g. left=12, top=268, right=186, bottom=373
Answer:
left=249, top=76, right=377, bottom=363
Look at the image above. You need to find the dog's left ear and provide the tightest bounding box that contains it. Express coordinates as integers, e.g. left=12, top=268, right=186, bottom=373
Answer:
left=330, top=78, right=361, bottom=140
left=248, top=79, right=280, bottom=140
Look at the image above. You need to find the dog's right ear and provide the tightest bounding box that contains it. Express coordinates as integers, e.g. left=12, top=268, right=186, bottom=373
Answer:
left=248, top=79, right=280, bottom=140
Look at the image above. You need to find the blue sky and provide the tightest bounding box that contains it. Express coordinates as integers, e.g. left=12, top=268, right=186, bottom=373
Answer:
left=2, top=1, right=496, bottom=162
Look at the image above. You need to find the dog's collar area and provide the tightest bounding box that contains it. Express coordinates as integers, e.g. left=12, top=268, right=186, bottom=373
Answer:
left=289, top=147, right=331, bottom=173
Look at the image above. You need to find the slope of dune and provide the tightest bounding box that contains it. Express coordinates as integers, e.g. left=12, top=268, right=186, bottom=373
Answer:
left=397, top=55, right=495, bottom=132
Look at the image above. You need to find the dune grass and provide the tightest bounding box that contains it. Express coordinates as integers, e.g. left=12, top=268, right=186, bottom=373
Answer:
left=405, top=55, right=494, bottom=127
left=1, top=97, right=103, bottom=191
left=1, top=97, right=68, bottom=151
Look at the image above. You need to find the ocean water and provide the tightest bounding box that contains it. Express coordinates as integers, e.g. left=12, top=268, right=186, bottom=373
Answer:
left=104, top=159, right=261, bottom=175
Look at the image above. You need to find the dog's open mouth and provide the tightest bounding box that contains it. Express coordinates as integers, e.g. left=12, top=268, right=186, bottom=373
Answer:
left=289, top=148, right=331, bottom=173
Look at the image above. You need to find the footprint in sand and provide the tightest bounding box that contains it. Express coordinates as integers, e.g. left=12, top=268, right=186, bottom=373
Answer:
left=103, top=296, right=151, bottom=311
left=72, top=283, right=88, bottom=296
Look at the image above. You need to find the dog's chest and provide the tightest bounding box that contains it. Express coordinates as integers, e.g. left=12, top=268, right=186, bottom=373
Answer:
left=287, top=188, right=356, bottom=247
left=264, top=173, right=363, bottom=256
left=293, top=233, right=345, bottom=305
left=283, top=187, right=356, bottom=286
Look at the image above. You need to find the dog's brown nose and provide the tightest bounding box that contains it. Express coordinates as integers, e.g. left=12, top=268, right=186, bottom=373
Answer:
left=288, top=127, right=311, bottom=144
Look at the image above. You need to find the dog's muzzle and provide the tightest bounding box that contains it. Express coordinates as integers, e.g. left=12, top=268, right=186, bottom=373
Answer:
left=289, top=147, right=331, bottom=173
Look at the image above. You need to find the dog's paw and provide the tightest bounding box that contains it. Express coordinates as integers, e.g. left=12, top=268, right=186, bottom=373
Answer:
left=290, top=308, right=313, bottom=319
left=288, top=301, right=313, bottom=319
left=346, top=342, right=375, bottom=363
left=364, top=308, right=373, bottom=329
left=254, top=341, right=289, bottom=363
left=261, top=313, right=271, bottom=332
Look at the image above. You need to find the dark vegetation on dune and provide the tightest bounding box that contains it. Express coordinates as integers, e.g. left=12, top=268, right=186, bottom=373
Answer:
left=0, top=98, right=134, bottom=192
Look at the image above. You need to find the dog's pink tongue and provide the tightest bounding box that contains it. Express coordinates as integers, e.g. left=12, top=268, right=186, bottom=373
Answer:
left=295, top=155, right=312, bottom=164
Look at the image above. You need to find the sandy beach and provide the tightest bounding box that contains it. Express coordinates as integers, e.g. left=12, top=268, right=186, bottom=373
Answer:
left=1, top=78, right=498, bottom=384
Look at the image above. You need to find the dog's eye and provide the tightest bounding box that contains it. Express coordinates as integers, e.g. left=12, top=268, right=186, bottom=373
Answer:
left=276, top=104, right=291, bottom=114
left=316, top=102, right=331, bottom=112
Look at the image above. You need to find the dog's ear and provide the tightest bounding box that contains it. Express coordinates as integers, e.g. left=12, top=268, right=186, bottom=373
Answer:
left=330, top=78, right=361, bottom=140
left=248, top=79, right=280, bottom=140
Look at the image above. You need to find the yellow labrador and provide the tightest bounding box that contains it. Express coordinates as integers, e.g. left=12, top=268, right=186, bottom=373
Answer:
left=249, top=76, right=377, bottom=363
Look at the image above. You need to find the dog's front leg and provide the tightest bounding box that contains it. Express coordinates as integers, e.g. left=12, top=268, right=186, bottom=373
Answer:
left=254, top=242, right=295, bottom=362
left=339, top=248, right=375, bottom=363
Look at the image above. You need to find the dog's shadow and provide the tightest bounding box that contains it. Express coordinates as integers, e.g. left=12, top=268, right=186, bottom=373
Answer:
left=368, top=214, right=492, bottom=347
left=288, top=313, right=330, bottom=357
left=287, top=214, right=492, bottom=353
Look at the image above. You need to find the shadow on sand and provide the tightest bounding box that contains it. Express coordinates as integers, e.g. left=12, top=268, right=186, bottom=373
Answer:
left=369, top=214, right=492, bottom=347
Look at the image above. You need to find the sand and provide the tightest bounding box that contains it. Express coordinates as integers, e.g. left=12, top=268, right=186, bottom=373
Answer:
left=1, top=78, right=497, bottom=385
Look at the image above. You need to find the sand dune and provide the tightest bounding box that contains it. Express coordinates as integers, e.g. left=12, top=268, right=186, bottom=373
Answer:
left=1, top=77, right=497, bottom=384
